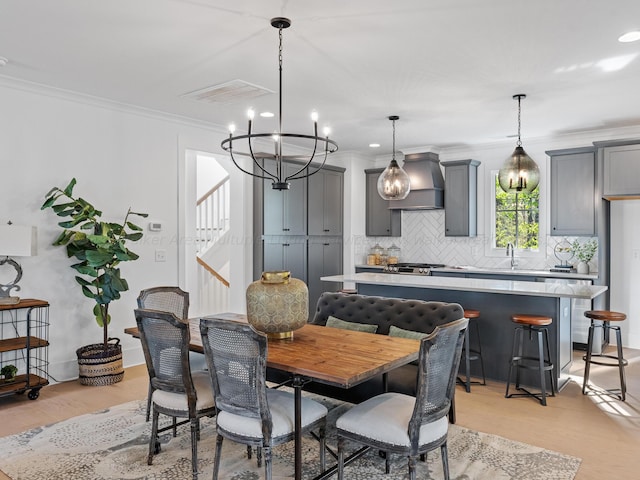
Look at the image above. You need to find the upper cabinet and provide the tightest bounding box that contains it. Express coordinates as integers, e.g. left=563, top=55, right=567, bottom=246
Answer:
left=263, top=159, right=307, bottom=235
left=548, top=147, right=596, bottom=236
left=308, top=167, right=344, bottom=235
left=365, top=168, right=401, bottom=237
left=442, top=160, right=480, bottom=237
left=602, top=143, right=640, bottom=198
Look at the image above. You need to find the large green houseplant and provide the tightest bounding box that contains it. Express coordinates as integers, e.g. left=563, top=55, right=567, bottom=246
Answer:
left=42, top=178, right=147, bottom=385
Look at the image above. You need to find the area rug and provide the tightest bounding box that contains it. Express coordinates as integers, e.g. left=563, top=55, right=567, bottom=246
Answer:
left=0, top=397, right=580, bottom=480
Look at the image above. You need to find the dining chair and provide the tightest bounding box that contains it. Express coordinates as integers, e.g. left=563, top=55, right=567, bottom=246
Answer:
left=199, top=317, right=328, bottom=480
left=135, top=308, right=215, bottom=480
left=137, top=286, right=189, bottom=421
left=336, top=317, right=468, bottom=480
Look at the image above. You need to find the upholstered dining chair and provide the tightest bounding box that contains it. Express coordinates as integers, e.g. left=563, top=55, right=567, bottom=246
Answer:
left=199, top=317, right=328, bottom=480
left=135, top=308, right=215, bottom=480
left=137, top=286, right=189, bottom=421
left=335, top=317, right=468, bottom=480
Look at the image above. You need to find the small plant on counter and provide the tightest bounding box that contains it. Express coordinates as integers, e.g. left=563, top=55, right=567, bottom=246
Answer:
left=571, top=239, right=598, bottom=263
left=1, top=364, right=18, bottom=382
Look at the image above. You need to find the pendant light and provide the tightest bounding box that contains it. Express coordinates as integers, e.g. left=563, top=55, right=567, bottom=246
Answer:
left=498, top=94, right=540, bottom=194
left=377, top=115, right=411, bottom=200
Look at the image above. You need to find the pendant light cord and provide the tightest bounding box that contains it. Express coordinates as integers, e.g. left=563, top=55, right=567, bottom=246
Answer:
left=516, top=95, right=522, bottom=147
left=392, top=118, right=396, bottom=161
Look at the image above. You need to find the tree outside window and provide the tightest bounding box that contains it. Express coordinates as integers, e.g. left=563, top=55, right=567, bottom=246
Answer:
left=494, top=174, right=539, bottom=249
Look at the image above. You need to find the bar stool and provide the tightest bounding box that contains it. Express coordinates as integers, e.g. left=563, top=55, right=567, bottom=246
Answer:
left=505, top=314, right=556, bottom=406
left=582, top=310, right=628, bottom=401
left=457, top=309, right=486, bottom=392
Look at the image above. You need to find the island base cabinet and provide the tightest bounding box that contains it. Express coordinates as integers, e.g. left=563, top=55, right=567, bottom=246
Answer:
left=356, top=284, right=573, bottom=390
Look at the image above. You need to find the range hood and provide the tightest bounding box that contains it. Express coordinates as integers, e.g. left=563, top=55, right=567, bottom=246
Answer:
left=387, top=152, right=445, bottom=210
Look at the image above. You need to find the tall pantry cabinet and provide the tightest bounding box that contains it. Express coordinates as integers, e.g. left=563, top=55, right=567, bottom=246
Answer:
left=254, top=159, right=345, bottom=317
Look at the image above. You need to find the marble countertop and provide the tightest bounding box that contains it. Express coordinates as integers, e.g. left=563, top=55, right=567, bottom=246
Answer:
left=322, top=272, right=607, bottom=300
left=355, top=264, right=598, bottom=280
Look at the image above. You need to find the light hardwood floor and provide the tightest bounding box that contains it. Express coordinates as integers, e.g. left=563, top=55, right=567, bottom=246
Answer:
left=0, top=348, right=638, bottom=479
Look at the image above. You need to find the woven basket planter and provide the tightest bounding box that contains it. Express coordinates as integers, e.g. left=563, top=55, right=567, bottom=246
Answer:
left=76, top=338, right=124, bottom=386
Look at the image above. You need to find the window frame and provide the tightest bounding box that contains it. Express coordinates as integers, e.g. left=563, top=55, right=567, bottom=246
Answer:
left=485, top=169, right=545, bottom=259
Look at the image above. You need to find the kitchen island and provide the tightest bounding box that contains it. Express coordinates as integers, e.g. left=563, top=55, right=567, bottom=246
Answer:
left=321, top=272, right=607, bottom=389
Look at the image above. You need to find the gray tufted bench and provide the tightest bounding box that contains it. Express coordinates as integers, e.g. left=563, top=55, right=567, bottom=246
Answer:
left=268, top=292, right=465, bottom=421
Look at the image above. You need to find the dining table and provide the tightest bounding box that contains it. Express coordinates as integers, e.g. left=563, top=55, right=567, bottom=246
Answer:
left=125, top=312, right=421, bottom=480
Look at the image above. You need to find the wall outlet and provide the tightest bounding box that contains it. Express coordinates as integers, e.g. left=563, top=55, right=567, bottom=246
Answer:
left=155, top=249, right=166, bottom=262
left=633, top=249, right=640, bottom=261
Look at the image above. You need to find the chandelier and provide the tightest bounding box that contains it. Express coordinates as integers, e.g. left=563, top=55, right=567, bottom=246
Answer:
left=498, top=94, right=540, bottom=194
left=377, top=115, right=411, bottom=200
left=221, top=17, right=338, bottom=191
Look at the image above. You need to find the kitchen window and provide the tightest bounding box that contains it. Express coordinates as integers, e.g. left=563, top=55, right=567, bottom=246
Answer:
left=492, top=172, right=539, bottom=250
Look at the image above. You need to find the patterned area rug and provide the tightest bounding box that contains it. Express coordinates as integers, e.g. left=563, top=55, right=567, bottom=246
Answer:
left=0, top=397, right=580, bottom=480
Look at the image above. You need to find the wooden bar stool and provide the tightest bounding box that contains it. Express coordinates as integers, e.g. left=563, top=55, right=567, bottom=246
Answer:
left=505, top=314, right=556, bottom=406
left=457, top=309, right=486, bottom=392
left=582, top=310, right=628, bottom=401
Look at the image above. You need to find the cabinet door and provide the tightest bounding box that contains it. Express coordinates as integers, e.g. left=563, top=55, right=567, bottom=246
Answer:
left=308, top=169, right=343, bottom=235
left=307, top=238, right=343, bottom=315
left=365, top=168, right=401, bottom=236
left=263, top=238, right=307, bottom=282
left=263, top=160, right=307, bottom=235
left=443, top=160, right=479, bottom=237
left=550, top=150, right=595, bottom=236
left=603, top=144, right=640, bottom=196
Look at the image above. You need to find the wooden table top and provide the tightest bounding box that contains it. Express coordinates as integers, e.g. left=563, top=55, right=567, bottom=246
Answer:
left=125, top=313, right=420, bottom=389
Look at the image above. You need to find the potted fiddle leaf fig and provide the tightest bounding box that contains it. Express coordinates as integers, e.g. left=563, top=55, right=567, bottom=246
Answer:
left=41, top=178, right=148, bottom=386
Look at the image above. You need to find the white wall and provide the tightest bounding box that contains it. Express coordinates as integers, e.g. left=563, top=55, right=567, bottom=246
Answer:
left=0, top=79, right=252, bottom=381
left=610, top=200, right=640, bottom=348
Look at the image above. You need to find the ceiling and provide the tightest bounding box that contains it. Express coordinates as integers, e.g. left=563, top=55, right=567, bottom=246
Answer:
left=2, top=0, right=640, bottom=156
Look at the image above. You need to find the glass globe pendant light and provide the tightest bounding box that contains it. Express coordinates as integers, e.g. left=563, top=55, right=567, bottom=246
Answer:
left=498, top=94, right=540, bottom=194
left=377, top=115, right=411, bottom=200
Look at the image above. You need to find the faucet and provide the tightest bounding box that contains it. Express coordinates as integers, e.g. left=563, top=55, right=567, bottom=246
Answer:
left=506, top=242, right=518, bottom=269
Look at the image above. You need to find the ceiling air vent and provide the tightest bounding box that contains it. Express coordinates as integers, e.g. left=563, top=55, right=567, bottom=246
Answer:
left=182, top=79, right=273, bottom=104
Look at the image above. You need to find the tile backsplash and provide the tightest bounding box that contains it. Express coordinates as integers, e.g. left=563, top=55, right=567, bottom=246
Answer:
left=355, top=210, right=598, bottom=271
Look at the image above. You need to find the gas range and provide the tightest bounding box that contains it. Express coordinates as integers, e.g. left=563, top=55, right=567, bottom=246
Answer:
left=383, top=262, right=446, bottom=275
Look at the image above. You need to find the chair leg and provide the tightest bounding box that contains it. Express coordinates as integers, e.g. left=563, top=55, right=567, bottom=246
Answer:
left=212, top=434, right=223, bottom=480
left=385, top=451, right=391, bottom=474
left=543, top=327, right=557, bottom=395
left=615, top=327, right=627, bottom=401
left=319, top=425, right=326, bottom=471
left=474, top=321, right=487, bottom=385
left=441, top=443, right=450, bottom=480
left=257, top=446, right=262, bottom=467
left=337, top=436, right=345, bottom=480
left=148, top=408, right=160, bottom=465
left=582, top=322, right=595, bottom=394
left=535, top=329, right=547, bottom=406
left=190, top=418, right=199, bottom=480
left=264, top=446, right=272, bottom=480
left=246, top=445, right=252, bottom=459
left=146, top=383, right=152, bottom=422
left=408, top=455, right=416, bottom=480
left=505, top=327, right=521, bottom=398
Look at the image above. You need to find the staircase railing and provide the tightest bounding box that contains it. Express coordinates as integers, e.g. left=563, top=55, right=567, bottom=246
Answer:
left=196, top=175, right=230, bottom=255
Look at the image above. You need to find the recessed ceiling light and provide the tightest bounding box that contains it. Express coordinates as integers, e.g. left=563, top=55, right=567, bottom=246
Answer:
left=0, top=57, right=8, bottom=67
left=260, top=111, right=274, bottom=118
left=369, top=143, right=380, bottom=148
left=618, top=31, right=640, bottom=43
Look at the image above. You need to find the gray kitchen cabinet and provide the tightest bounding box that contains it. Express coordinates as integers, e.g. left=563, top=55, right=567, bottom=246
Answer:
left=602, top=143, right=640, bottom=197
left=263, top=159, right=307, bottom=235
left=308, top=166, right=343, bottom=235
left=307, top=237, right=343, bottom=317
left=442, top=160, right=480, bottom=237
left=547, top=147, right=596, bottom=236
left=262, top=237, right=307, bottom=283
left=365, top=168, right=401, bottom=237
